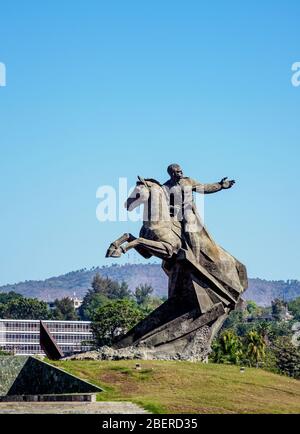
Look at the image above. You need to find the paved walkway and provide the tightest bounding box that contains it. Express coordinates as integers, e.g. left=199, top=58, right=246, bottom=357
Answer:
left=0, top=401, right=149, bottom=414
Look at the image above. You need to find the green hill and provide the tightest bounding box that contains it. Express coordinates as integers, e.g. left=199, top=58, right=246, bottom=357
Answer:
left=51, top=359, right=300, bottom=414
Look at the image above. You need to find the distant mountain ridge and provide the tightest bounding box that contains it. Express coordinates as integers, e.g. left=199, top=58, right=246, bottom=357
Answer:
left=0, top=263, right=299, bottom=306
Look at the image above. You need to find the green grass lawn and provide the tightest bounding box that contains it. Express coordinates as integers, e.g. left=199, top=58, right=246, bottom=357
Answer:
left=50, top=359, right=300, bottom=414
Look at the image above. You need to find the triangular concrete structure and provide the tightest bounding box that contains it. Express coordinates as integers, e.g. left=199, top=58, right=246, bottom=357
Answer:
left=0, top=356, right=102, bottom=397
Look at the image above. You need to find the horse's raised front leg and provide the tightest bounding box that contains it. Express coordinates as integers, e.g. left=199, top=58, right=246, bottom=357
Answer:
left=106, top=233, right=136, bottom=257
left=121, top=237, right=173, bottom=260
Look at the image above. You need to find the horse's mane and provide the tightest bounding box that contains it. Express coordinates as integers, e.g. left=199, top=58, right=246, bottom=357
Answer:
left=137, top=178, right=162, bottom=187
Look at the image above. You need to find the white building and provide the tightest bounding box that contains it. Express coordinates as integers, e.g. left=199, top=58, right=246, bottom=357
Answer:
left=70, top=296, right=83, bottom=310
left=47, top=295, right=83, bottom=311
left=0, top=319, right=93, bottom=356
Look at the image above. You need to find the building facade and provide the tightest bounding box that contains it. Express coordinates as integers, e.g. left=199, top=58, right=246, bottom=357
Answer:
left=0, top=319, right=93, bottom=356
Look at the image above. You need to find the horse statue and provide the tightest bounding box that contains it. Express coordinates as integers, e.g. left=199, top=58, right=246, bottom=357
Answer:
left=106, top=176, right=182, bottom=260
left=105, top=176, right=247, bottom=360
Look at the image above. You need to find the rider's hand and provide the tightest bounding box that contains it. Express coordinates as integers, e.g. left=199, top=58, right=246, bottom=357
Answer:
left=220, top=177, right=235, bottom=189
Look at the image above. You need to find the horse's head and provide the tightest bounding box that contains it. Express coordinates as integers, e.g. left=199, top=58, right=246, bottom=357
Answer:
left=125, top=176, right=162, bottom=211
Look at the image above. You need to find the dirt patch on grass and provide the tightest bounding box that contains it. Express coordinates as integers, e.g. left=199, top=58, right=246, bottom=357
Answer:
left=100, top=371, right=139, bottom=394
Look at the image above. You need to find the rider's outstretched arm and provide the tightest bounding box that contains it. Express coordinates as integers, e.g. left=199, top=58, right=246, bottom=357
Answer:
left=189, top=177, right=235, bottom=194
left=189, top=178, right=222, bottom=194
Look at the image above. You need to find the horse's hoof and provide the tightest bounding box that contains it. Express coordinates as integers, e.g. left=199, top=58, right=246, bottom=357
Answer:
left=110, top=248, right=123, bottom=258
left=105, top=243, right=117, bottom=257
left=106, top=246, right=122, bottom=258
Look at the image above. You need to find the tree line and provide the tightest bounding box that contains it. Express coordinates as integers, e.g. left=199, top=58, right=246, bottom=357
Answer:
left=0, top=273, right=164, bottom=325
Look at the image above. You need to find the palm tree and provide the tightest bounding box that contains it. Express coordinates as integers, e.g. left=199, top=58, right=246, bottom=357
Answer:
left=211, top=330, right=242, bottom=364
left=245, top=330, right=266, bottom=367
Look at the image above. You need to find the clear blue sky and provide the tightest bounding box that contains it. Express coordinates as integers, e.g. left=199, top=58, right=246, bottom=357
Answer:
left=0, top=1, right=299, bottom=286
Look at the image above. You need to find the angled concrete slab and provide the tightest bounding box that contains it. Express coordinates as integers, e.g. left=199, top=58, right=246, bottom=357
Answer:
left=0, top=356, right=102, bottom=397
